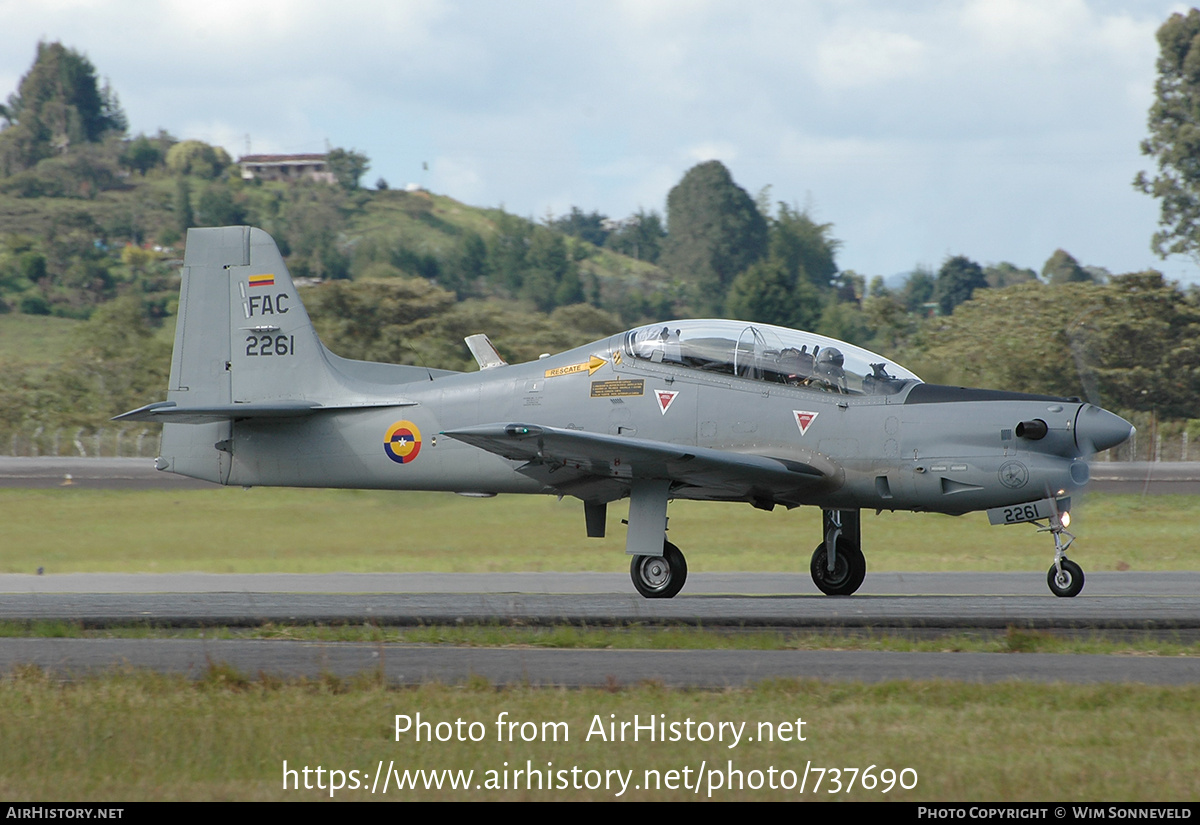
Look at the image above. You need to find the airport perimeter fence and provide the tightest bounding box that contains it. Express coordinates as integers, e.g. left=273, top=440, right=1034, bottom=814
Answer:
left=2, top=425, right=161, bottom=459
left=0, top=418, right=1197, bottom=462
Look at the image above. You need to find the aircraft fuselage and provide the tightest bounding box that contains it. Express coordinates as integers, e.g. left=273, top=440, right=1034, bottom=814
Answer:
left=217, top=336, right=1097, bottom=517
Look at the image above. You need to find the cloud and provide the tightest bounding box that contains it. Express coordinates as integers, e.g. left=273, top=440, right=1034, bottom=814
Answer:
left=0, top=0, right=1192, bottom=280
left=815, top=28, right=928, bottom=89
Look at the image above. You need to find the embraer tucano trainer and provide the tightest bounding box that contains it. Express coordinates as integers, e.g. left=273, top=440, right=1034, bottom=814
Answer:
left=118, top=227, right=1134, bottom=598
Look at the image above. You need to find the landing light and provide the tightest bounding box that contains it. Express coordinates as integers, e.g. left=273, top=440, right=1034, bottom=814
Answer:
left=1060, top=511, right=1071, bottom=528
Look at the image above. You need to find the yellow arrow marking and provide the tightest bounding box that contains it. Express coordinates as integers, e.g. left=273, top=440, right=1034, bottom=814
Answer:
left=545, top=355, right=609, bottom=378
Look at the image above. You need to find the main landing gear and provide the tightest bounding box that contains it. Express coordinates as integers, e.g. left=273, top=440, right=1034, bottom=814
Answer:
left=810, top=509, right=866, bottom=595
left=630, top=540, right=688, bottom=599
left=620, top=479, right=689, bottom=599
left=1041, top=509, right=1084, bottom=597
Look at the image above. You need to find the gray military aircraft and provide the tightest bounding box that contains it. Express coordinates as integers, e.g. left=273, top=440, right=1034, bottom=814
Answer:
left=117, top=227, right=1134, bottom=598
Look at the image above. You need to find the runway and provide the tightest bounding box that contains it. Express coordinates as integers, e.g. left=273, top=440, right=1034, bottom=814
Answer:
left=2, top=572, right=1198, bottom=687
left=1, top=572, right=1199, bottom=628
left=3, top=458, right=1197, bottom=686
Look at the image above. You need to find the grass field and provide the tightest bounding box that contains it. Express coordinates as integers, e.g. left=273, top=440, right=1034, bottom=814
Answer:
left=4, top=486, right=1198, bottom=803
left=1, top=669, right=1197, bottom=801
left=3, top=487, right=1197, bottom=574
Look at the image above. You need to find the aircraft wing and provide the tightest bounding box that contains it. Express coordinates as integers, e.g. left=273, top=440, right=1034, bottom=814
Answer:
left=113, top=399, right=414, bottom=424
left=442, top=423, right=837, bottom=503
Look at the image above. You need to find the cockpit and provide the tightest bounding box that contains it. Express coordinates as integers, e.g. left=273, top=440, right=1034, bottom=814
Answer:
left=622, top=320, right=922, bottom=396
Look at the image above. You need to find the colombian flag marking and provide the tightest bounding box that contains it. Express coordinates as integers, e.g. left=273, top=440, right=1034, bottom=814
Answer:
left=384, top=420, right=422, bottom=464
left=249, top=274, right=275, bottom=288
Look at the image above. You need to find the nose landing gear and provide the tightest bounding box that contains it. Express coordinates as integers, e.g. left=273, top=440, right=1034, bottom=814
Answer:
left=1040, top=510, right=1083, bottom=598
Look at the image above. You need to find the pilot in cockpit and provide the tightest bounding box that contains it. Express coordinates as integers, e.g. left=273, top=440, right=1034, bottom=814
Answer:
left=778, top=346, right=815, bottom=386
left=813, top=347, right=847, bottom=392
left=635, top=327, right=682, bottom=364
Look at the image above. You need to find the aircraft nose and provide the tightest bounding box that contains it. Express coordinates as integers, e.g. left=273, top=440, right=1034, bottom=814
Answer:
left=1075, top=405, right=1134, bottom=455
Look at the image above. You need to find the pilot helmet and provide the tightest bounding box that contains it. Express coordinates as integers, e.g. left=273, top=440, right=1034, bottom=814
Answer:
left=816, top=347, right=844, bottom=377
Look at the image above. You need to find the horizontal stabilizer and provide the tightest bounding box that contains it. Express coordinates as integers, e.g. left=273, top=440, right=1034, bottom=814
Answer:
left=114, top=399, right=413, bottom=424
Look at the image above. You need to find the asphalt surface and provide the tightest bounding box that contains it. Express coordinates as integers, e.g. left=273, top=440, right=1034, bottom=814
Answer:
left=1, top=572, right=1198, bottom=628
left=0, top=457, right=218, bottom=489
left=2, top=458, right=1197, bottom=686
left=1, top=572, right=1198, bottom=686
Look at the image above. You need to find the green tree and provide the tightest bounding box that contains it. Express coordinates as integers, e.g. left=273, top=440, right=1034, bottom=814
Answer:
left=439, top=231, right=489, bottom=298
left=165, top=140, right=231, bottom=179
left=549, top=207, right=609, bottom=246
left=862, top=276, right=917, bottom=352
left=175, top=177, right=194, bottom=234
left=769, top=202, right=839, bottom=292
left=934, top=255, right=987, bottom=315
left=660, top=161, right=768, bottom=314
left=305, top=279, right=621, bottom=372
left=488, top=211, right=535, bottom=293
left=327, top=147, right=370, bottom=191
left=1042, top=248, right=1090, bottom=284
left=196, top=183, right=247, bottom=226
left=120, top=134, right=163, bottom=176
left=278, top=183, right=350, bottom=280
left=605, top=209, right=666, bottom=263
left=725, top=258, right=793, bottom=326
left=0, top=41, right=126, bottom=174
left=1135, top=8, right=1200, bottom=257
left=724, top=257, right=821, bottom=330
left=909, top=274, right=1200, bottom=417
left=901, top=266, right=937, bottom=314
left=54, top=296, right=171, bottom=421
left=984, top=261, right=1039, bottom=288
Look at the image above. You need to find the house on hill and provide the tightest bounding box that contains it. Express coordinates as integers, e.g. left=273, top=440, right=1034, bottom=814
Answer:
left=238, top=153, right=335, bottom=184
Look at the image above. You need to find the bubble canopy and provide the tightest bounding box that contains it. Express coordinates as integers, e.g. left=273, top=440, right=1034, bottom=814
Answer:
left=622, top=320, right=922, bottom=396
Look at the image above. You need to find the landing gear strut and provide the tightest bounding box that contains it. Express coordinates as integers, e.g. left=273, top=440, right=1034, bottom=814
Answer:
left=810, top=509, right=866, bottom=596
left=1042, top=510, right=1084, bottom=597
left=630, top=540, right=688, bottom=599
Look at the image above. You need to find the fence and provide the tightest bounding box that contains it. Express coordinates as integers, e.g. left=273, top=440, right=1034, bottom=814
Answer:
left=3, top=426, right=161, bottom=458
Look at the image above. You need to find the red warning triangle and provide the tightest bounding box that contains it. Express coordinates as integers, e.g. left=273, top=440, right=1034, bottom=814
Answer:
left=793, top=410, right=818, bottom=435
left=656, top=390, right=679, bottom=415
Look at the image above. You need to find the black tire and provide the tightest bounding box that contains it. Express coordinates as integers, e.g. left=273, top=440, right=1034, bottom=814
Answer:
left=630, top=540, right=688, bottom=599
left=1047, top=559, right=1085, bottom=598
left=810, top=538, right=866, bottom=596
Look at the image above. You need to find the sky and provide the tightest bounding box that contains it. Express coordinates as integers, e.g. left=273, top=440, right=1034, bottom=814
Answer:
left=1, top=0, right=1197, bottom=284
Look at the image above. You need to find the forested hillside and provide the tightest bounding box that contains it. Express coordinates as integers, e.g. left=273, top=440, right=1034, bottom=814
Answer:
left=2, top=38, right=1199, bottom=459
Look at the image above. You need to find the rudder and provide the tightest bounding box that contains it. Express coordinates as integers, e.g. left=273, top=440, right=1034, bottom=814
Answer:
left=159, top=226, right=339, bottom=482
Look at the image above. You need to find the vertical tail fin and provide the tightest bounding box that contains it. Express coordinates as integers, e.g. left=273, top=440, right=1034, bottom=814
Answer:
left=160, top=226, right=339, bottom=482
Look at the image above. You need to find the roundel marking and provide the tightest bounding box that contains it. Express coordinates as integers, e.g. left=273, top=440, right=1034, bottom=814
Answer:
left=384, top=420, right=422, bottom=464
left=998, top=460, right=1029, bottom=489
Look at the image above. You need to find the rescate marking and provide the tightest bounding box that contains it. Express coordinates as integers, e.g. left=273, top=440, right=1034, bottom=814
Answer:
left=248, top=273, right=275, bottom=288
left=384, top=420, right=422, bottom=464
left=656, top=390, right=679, bottom=415
left=793, top=410, right=819, bottom=436
left=544, top=355, right=607, bottom=379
